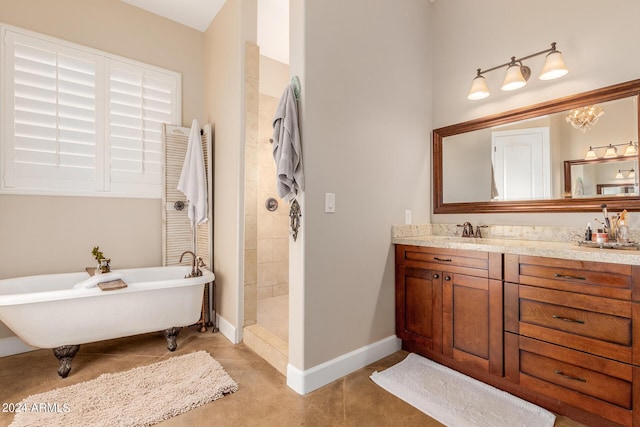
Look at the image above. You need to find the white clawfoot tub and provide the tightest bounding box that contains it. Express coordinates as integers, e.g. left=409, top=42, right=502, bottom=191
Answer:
left=0, top=266, right=214, bottom=377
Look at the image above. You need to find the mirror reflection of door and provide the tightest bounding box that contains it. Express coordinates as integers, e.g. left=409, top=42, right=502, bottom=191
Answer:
left=491, top=128, right=551, bottom=200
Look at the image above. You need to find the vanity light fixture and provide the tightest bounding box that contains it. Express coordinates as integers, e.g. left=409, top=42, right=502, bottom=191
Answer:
left=624, top=141, right=638, bottom=156
left=604, top=144, right=618, bottom=158
left=616, top=169, right=635, bottom=179
left=583, top=142, right=638, bottom=160
left=467, top=42, right=568, bottom=100
left=584, top=147, right=598, bottom=160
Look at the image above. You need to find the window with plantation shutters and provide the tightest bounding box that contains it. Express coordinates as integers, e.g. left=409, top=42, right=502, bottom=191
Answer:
left=107, top=61, right=176, bottom=196
left=1, top=25, right=181, bottom=198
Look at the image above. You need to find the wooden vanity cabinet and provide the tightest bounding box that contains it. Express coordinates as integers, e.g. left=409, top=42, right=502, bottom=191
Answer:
left=395, top=245, right=503, bottom=377
left=395, top=245, right=640, bottom=426
left=504, top=254, right=640, bottom=427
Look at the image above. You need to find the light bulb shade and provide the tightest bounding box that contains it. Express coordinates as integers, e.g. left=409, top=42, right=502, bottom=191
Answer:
left=624, top=142, right=638, bottom=156
left=539, top=51, right=568, bottom=80
left=616, top=170, right=624, bottom=179
left=629, top=169, right=636, bottom=179
left=584, top=148, right=598, bottom=160
left=501, top=65, right=527, bottom=91
left=467, top=75, right=490, bottom=100
left=603, top=145, right=618, bottom=158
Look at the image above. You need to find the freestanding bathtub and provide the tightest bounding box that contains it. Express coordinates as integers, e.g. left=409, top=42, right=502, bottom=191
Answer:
left=0, top=266, right=214, bottom=377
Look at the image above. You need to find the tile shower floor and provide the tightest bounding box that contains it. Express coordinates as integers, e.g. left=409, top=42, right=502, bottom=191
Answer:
left=258, top=294, right=289, bottom=342
left=0, top=327, right=584, bottom=426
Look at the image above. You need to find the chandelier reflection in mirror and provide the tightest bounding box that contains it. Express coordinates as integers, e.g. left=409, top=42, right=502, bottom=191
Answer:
left=467, top=42, right=568, bottom=100
left=566, top=105, right=604, bottom=132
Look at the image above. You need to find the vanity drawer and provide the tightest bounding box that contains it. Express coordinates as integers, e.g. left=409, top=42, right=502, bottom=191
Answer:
left=521, top=351, right=632, bottom=409
left=516, top=255, right=633, bottom=299
left=517, top=285, right=632, bottom=362
left=512, top=336, right=634, bottom=426
left=398, top=245, right=492, bottom=277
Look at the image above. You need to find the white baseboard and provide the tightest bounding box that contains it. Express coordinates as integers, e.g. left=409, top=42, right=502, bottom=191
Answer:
left=216, top=314, right=239, bottom=344
left=0, top=336, right=37, bottom=357
left=286, top=335, right=401, bottom=395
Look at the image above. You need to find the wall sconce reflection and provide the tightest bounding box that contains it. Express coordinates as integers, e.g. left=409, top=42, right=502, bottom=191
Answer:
left=615, top=169, right=635, bottom=179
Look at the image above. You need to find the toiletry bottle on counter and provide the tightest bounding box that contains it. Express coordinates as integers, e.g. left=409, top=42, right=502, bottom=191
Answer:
left=617, top=220, right=629, bottom=244
left=585, top=222, right=592, bottom=241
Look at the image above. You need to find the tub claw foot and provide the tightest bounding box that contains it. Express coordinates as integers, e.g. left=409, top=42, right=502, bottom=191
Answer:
left=164, top=327, right=182, bottom=351
left=53, top=345, right=80, bottom=378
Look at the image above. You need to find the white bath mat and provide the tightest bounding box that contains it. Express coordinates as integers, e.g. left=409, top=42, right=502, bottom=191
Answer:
left=9, top=351, right=238, bottom=427
left=371, top=353, right=555, bottom=427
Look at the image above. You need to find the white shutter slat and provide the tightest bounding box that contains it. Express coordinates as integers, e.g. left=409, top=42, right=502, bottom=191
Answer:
left=14, top=110, right=57, bottom=128
left=59, top=153, right=94, bottom=168
left=111, top=147, right=143, bottom=162
left=14, top=82, right=56, bottom=102
left=15, top=163, right=94, bottom=180
left=14, top=122, right=57, bottom=140
left=58, top=141, right=94, bottom=157
left=58, top=128, right=95, bottom=144
left=14, top=136, right=56, bottom=153
left=111, top=115, right=143, bottom=130
left=14, top=97, right=57, bottom=115
left=13, top=56, right=56, bottom=79
left=58, top=104, right=95, bottom=122
left=14, top=150, right=57, bottom=165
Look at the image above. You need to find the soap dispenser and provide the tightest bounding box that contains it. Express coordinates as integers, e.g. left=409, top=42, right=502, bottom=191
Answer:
left=585, top=222, right=592, bottom=241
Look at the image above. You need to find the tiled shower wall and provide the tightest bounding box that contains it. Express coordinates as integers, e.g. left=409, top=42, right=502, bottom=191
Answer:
left=244, top=44, right=290, bottom=326
left=257, top=93, right=289, bottom=300
left=244, top=42, right=259, bottom=326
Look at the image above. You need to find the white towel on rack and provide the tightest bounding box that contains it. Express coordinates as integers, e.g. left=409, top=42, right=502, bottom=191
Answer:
left=178, top=119, right=208, bottom=227
left=272, top=84, right=304, bottom=202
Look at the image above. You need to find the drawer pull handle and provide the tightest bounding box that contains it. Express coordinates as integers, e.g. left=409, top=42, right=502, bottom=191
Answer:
left=554, top=370, right=587, bottom=383
left=554, top=273, right=586, bottom=281
left=433, top=273, right=440, bottom=279
left=434, top=257, right=452, bottom=262
left=552, top=314, right=585, bottom=324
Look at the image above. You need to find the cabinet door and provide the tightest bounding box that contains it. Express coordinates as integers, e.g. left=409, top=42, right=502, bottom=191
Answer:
left=396, top=264, right=443, bottom=354
left=443, top=272, right=503, bottom=376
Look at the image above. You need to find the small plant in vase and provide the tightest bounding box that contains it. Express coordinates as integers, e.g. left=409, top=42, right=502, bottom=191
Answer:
left=92, top=246, right=111, bottom=274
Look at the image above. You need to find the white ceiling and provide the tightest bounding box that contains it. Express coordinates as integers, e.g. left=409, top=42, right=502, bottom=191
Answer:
left=121, top=0, right=289, bottom=64
left=121, top=0, right=226, bottom=32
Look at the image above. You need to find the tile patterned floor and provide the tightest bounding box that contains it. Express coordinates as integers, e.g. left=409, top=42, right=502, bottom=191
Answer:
left=0, top=327, right=585, bottom=426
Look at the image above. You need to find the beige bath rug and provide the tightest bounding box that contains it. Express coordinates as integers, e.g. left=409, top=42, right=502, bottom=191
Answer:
left=371, top=353, right=555, bottom=427
left=9, top=351, right=238, bottom=427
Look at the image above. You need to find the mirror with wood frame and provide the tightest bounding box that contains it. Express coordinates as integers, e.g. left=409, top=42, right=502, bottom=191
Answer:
left=433, top=79, right=640, bottom=213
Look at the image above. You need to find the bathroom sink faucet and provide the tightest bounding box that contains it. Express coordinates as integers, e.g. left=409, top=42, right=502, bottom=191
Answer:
left=179, top=250, right=203, bottom=278
left=456, top=222, right=486, bottom=238
left=458, top=222, right=474, bottom=237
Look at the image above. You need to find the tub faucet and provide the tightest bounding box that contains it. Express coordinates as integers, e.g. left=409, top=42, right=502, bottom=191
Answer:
left=179, top=251, right=203, bottom=278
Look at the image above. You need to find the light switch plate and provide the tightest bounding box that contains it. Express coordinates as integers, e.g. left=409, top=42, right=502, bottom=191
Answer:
left=325, top=193, right=336, bottom=213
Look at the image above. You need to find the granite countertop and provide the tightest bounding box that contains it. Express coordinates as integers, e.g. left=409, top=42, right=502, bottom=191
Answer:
left=392, top=228, right=640, bottom=266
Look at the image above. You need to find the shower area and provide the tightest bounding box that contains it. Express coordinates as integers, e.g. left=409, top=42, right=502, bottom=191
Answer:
left=243, top=43, right=290, bottom=374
